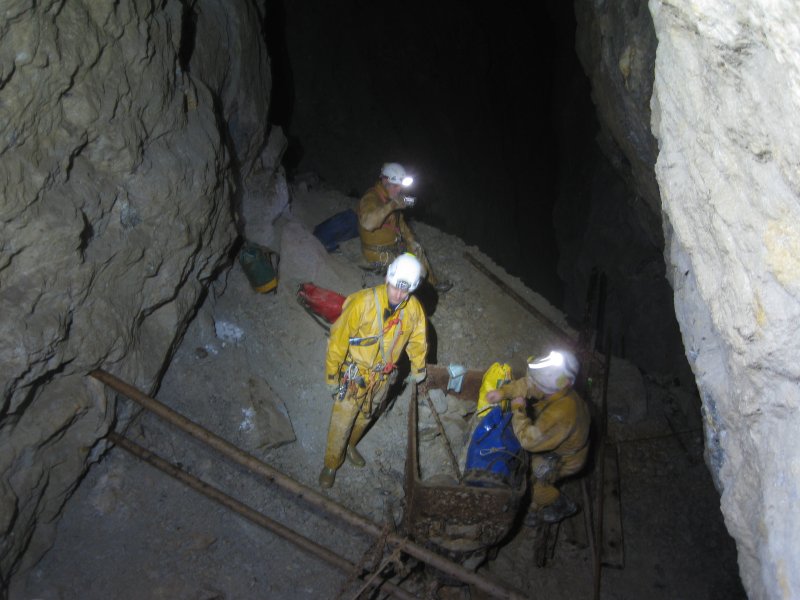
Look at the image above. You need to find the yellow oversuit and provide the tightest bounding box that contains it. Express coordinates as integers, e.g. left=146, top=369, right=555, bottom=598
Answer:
left=323, top=284, right=427, bottom=470
left=495, top=377, right=590, bottom=510
left=357, top=182, right=439, bottom=284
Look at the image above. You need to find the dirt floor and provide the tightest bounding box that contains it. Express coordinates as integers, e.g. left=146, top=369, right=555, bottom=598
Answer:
left=11, top=183, right=745, bottom=599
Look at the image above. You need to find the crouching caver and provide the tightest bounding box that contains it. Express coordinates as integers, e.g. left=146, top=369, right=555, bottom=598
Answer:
left=485, top=350, right=590, bottom=526
left=319, top=253, right=428, bottom=489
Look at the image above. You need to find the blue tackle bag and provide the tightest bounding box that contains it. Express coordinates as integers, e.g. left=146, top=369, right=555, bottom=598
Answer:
left=463, top=406, right=525, bottom=488
left=313, top=209, right=359, bottom=252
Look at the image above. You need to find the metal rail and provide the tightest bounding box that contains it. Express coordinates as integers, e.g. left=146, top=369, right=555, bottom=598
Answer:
left=109, top=432, right=416, bottom=600
left=91, top=369, right=530, bottom=600
left=463, top=252, right=576, bottom=347
left=593, top=333, right=613, bottom=600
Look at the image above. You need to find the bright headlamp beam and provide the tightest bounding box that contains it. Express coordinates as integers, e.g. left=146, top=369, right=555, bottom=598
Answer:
left=528, top=351, right=564, bottom=370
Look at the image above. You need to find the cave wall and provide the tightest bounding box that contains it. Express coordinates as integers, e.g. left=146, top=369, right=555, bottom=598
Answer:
left=565, top=0, right=690, bottom=381
left=649, top=2, right=800, bottom=598
left=573, top=0, right=800, bottom=596
left=0, top=0, right=282, bottom=586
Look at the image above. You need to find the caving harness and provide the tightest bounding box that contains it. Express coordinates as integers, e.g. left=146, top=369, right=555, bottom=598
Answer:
left=336, top=288, right=406, bottom=418
left=361, top=241, right=404, bottom=269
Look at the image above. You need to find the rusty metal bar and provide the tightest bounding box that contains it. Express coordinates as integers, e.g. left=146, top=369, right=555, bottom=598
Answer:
left=91, top=369, right=382, bottom=535
left=582, top=477, right=596, bottom=583
left=463, top=252, right=576, bottom=347
left=91, top=369, right=529, bottom=600
left=109, top=432, right=415, bottom=600
left=593, top=333, right=613, bottom=600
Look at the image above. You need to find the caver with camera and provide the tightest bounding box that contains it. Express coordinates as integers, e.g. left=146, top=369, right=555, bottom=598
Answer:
left=356, top=162, right=453, bottom=293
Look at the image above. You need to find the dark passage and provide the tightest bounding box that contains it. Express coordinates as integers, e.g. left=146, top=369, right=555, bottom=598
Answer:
left=265, top=0, right=694, bottom=383
left=267, top=1, right=600, bottom=309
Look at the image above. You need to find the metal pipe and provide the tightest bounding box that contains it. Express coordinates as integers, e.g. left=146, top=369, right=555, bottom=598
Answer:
left=582, top=477, right=596, bottom=586
left=593, top=333, right=613, bottom=600
left=91, top=369, right=529, bottom=600
left=109, top=432, right=416, bottom=600
left=91, top=369, right=382, bottom=536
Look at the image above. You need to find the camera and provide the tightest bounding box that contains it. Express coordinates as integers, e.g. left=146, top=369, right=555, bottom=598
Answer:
left=403, top=196, right=416, bottom=207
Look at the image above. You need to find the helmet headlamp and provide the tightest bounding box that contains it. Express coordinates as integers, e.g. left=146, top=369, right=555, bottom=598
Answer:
left=528, top=351, right=565, bottom=370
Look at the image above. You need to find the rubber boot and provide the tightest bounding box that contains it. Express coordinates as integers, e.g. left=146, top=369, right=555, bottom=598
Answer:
left=318, top=467, right=337, bottom=489
left=346, top=444, right=366, bottom=468
left=540, top=494, right=578, bottom=524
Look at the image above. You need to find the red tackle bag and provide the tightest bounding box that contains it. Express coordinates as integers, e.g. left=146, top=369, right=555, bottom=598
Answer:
left=296, top=283, right=346, bottom=324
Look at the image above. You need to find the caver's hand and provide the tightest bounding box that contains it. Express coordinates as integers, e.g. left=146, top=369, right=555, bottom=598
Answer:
left=485, top=390, right=503, bottom=404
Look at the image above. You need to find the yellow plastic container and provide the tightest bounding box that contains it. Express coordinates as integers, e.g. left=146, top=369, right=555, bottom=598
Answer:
left=475, top=362, right=513, bottom=418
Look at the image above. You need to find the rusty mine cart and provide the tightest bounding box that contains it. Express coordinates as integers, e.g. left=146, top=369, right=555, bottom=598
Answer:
left=403, top=364, right=527, bottom=572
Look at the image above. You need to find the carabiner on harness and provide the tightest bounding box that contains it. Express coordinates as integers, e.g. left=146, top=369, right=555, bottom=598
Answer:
left=337, top=363, right=362, bottom=400
left=349, top=335, right=379, bottom=347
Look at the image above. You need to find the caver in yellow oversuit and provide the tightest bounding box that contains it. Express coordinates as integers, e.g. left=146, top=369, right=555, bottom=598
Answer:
left=319, top=253, right=428, bottom=489
left=487, top=350, right=590, bottom=526
left=358, top=162, right=451, bottom=293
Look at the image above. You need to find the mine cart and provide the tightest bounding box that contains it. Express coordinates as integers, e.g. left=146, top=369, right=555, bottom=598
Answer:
left=403, top=364, right=527, bottom=569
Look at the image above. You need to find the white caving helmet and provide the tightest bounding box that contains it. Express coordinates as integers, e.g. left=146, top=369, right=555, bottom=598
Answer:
left=386, top=253, right=423, bottom=292
left=381, top=162, right=414, bottom=187
left=527, top=350, right=579, bottom=394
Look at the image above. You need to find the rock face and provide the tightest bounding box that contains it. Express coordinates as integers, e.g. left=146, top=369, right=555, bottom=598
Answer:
left=0, top=0, right=281, bottom=586
left=567, top=0, right=690, bottom=380
left=649, top=2, right=800, bottom=597
left=577, top=0, right=800, bottom=596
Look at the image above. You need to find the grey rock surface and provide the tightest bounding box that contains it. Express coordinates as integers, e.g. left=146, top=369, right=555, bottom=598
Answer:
left=0, top=0, right=275, bottom=584
left=650, top=1, right=800, bottom=598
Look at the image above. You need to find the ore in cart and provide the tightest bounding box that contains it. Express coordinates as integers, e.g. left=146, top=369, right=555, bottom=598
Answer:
left=403, top=364, right=527, bottom=572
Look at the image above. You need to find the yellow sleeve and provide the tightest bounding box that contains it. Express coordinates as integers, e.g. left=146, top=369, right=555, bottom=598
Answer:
left=511, top=399, right=574, bottom=453
left=324, top=295, right=362, bottom=385
left=404, top=298, right=428, bottom=377
left=496, top=377, right=534, bottom=400
left=359, top=190, right=399, bottom=231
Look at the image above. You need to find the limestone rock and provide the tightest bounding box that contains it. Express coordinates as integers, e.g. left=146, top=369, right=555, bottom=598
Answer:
left=0, top=0, right=273, bottom=583
left=650, top=1, right=800, bottom=597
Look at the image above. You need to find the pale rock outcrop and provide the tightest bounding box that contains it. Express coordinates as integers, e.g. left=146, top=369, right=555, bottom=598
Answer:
left=574, top=0, right=800, bottom=595
left=0, top=0, right=276, bottom=586
left=650, top=1, right=800, bottom=598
